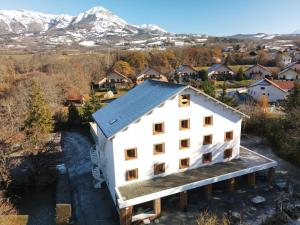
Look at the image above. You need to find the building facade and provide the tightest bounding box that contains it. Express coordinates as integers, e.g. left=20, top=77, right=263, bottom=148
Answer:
left=92, top=80, right=277, bottom=225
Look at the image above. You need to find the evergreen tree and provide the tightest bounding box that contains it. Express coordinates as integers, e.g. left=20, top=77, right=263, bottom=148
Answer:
left=67, top=103, right=81, bottom=126
left=218, top=81, right=238, bottom=107
left=201, top=81, right=216, bottom=97
left=82, top=91, right=102, bottom=122
left=25, top=80, right=53, bottom=134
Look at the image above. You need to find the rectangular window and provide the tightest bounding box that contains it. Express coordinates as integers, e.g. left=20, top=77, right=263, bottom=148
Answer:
left=203, top=135, right=213, bottom=145
left=224, top=148, right=233, bottom=159
left=153, top=122, right=165, bottom=135
left=204, top=116, right=213, bottom=126
left=179, top=158, right=190, bottom=169
left=260, top=87, right=265, bottom=90
left=179, top=94, right=190, bottom=107
left=202, top=152, right=212, bottom=164
left=154, top=163, right=165, bottom=175
left=179, top=119, right=190, bottom=130
left=179, top=138, right=190, bottom=149
left=125, top=169, right=138, bottom=181
left=125, top=148, right=137, bottom=160
left=225, top=131, right=233, bottom=141
left=153, top=143, right=165, bottom=155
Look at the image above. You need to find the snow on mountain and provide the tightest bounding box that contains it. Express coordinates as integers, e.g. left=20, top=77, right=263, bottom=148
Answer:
left=0, top=7, right=167, bottom=36
left=135, top=24, right=167, bottom=33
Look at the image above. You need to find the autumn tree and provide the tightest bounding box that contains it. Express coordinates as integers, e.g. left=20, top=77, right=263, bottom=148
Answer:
left=113, top=60, right=134, bottom=77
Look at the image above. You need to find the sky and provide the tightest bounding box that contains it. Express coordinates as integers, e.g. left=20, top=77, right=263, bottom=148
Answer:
left=1, top=0, right=300, bottom=36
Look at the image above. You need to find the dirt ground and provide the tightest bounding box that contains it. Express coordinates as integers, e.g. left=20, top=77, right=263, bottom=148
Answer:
left=61, top=130, right=300, bottom=225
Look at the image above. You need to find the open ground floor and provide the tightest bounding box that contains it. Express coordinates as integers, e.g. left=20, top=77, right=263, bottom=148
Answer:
left=61, top=130, right=300, bottom=225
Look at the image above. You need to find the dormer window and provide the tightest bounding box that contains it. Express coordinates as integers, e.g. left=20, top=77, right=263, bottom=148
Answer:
left=179, top=94, right=190, bottom=107
left=153, top=123, right=165, bottom=135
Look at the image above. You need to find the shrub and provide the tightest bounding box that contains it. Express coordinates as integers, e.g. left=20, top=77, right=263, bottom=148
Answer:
left=196, top=211, right=230, bottom=225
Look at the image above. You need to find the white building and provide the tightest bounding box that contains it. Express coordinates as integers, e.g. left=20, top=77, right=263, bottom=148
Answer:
left=91, top=80, right=277, bottom=225
left=98, top=70, right=132, bottom=88
left=207, top=64, right=234, bottom=77
left=244, top=64, right=272, bottom=80
left=278, top=68, right=299, bottom=81
left=135, top=67, right=168, bottom=84
left=174, top=64, right=198, bottom=76
left=247, top=78, right=288, bottom=102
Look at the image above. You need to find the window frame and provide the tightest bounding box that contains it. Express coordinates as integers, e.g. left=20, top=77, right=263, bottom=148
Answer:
left=179, top=94, right=190, bottom=107
left=224, top=131, right=234, bottom=141
left=179, top=138, right=190, bottom=150
left=125, top=168, right=138, bottom=181
left=153, top=122, right=165, bottom=135
left=204, top=116, right=213, bottom=126
left=153, top=143, right=165, bottom=155
left=179, top=119, right=190, bottom=130
left=179, top=157, right=190, bottom=169
left=224, top=148, right=233, bottom=159
left=154, top=163, right=165, bottom=175
left=203, top=134, right=213, bottom=145
left=202, top=152, right=212, bottom=164
left=124, top=148, right=137, bottom=161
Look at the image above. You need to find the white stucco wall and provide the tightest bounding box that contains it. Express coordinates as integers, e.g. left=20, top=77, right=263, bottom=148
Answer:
left=245, top=66, right=271, bottom=79
left=278, top=69, right=299, bottom=80
left=97, top=126, right=117, bottom=203
left=110, top=88, right=242, bottom=188
left=209, top=65, right=234, bottom=75
left=248, top=83, right=286, bottom=102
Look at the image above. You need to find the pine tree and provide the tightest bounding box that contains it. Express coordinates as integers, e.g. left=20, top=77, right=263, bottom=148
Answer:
left=82, top=91, right=102, bottom=122
left=25, top=80, right=53, bottom=134
left=68, top=103, right=81, bottom=126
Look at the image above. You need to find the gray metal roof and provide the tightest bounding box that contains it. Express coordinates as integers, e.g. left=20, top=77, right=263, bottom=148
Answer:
left=92, top=80, right=186, bottom=138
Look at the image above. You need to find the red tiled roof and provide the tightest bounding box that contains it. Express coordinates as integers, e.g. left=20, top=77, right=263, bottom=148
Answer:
left=273, top=81, right=295, bottom=90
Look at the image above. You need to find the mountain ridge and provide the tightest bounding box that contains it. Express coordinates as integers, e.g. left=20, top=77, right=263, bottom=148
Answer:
left=0, top=6, right=167, bottom=35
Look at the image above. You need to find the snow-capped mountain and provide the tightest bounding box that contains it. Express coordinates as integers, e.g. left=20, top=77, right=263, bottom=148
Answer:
left=0, top=7, right=167, bottom=36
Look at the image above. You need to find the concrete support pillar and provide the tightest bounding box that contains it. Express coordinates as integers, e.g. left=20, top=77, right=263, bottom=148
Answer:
left=248, top=172, right=256, bottom=187
left=179, top=191, right=188, bottom=211
left=226, top=178, right=235, bottom=193
left=119, top=206, right=133, bottom=225
left=267, top=167, right=275, bottom=185
left=153, top=198, right=161, bottom=217
left=204, top=184, right=212, bottom=202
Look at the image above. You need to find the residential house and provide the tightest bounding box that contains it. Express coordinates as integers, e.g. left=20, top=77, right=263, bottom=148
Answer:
left=272, top=80, right=295, bottom=93
left=280, top=55, right=292, bottom=66
left=278, top=68, right=299, bottom=81
left=247, top=78, right=289, bottom=102
left=66, top=95, right=85, bottom=105
left=173, top=64, right=198, bottom=82
left=98, top=70, right=132, bottom=89
left=244, top=64, right=272, bottom=80
left=284, top=61, right=300, bottom=72
left=91, top=80, right=277, bottom=225
left=135, top=67, right=168, bottom=84
left=207, top=64, right=234, bottom=77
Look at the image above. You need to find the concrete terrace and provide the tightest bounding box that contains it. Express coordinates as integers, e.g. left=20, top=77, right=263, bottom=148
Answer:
left=117, top=147, right=277, bottom=208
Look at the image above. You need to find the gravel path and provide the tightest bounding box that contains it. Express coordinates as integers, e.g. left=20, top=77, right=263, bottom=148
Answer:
left=241, top=135, right=300, bottom=187
left=61, top=129, right=118, bottom=225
